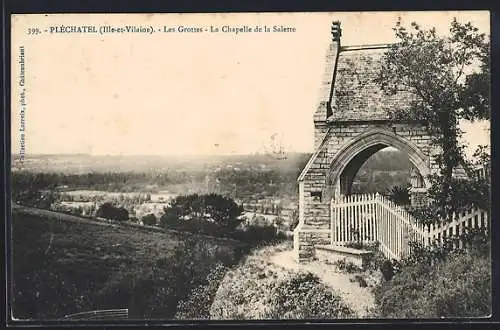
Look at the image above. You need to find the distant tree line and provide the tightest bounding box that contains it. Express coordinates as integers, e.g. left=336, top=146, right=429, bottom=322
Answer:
left=12, top=150, right=416, bottom=211
left=12, top=171, right=204, bottom=193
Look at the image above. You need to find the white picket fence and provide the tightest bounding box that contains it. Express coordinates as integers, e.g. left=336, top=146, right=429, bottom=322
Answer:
left=330, top=193, right=489, bottom=260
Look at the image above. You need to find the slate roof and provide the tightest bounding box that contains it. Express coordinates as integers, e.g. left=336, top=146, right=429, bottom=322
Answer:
left=328, top=45, right=416, bottom=122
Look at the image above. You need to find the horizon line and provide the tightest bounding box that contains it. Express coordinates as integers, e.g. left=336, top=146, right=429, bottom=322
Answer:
left=11, top=151, right=318, bottom=157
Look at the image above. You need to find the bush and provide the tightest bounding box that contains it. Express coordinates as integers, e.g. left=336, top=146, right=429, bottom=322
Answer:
left=175, top=263, right=229, bottom=320
left=141, top=213, right=157, bottom=226
left=374, top=250, right=491, bottom=318
left=122, top=236, right=239, bottom=319
left=264, top=272, right=355, bottom=319
left=231, top=224, right=286, bottom=246
left=344, top=262, right=362, bottom=273
left=161, top=193, right=244, bottom=232
left=388, top=184, right=411, bottom=206
left=210, top=258, right=279, bottom=319
left=210, top=257, right=355, bottom=320
left=333, top=258, right=362, bottom=274
left=353, top=275, right=368, bottom=288
left=401, top=228, right=489, bottom=269
left=379, top=260, right=395, bottom=281
left=96, top=202, right=129, bottom=221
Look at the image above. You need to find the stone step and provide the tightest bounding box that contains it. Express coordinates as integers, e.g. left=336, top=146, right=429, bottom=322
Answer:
left=315, top=244, right=374, bottom=269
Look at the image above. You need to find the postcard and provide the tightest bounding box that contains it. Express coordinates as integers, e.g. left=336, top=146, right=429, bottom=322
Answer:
left=9, top=11, right=491, bottom=322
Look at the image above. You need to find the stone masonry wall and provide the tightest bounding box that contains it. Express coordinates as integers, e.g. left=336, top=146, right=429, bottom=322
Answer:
left=294, top=121, right=440, bottom=261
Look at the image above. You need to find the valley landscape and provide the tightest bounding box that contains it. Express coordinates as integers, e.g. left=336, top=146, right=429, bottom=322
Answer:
left=9, top=12, right=491, bottom=322
left=11, top=150, right=413, bottom=320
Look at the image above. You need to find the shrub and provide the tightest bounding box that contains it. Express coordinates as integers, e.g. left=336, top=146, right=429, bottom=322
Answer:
left=401, top=228, right=489, bottom=269
left=333, top=258, right=362, bottom=274
left=388, top=184, right=411, bottom=206
left=374, top=250, right=491, bottom=318
left=175, top=263, right=229, bottom=320
left=379, top=260, right=395, bottom=281
left=96, top=202, right=129, bottom=221
left=231, top=224, right=287, bottom=246
left=264, top=272, right=355, bottom=319
left=364, top=249, right=387, bottom=271
left=210, top=258, right=278, bottom=319
left=333, top=258, right=346, bottom=270
left=161, top=193, right=244, bottom=232
left=353, top=275, right=368, bottom=288
left=344, top=262, right=362, bottom=273
left=12, top=211, right=245, bottom=320
left=122, top=236, right=239, bottom=319
left=210, top=259, right=355, bottom=320
left=141, top=213, right=157, bottom=226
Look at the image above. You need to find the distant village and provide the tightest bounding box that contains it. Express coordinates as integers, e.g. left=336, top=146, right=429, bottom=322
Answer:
left=49, top=187, right=298, bottom=232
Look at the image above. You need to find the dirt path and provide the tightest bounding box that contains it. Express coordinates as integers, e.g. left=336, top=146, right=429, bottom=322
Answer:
left=267, top=249, right=375, bottom=318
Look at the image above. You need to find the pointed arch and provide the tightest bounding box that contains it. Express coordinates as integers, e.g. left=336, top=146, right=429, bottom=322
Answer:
left=327, top=129, right=431, bottom=196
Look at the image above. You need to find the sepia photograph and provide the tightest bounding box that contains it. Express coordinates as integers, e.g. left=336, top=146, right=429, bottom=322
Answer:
left=9, top=11, right=491, bottom=322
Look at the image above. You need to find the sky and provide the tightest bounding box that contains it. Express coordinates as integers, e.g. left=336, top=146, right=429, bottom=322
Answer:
left=11, top=11, right=490, bottom=158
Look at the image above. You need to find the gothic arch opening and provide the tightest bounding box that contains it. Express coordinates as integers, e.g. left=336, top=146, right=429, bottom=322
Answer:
left=327, top=130, right=431, bottom=200
left=342, top=145, right=427, bottom=196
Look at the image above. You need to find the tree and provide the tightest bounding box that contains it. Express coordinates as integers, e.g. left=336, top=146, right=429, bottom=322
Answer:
left=389, top=184, right=411, bottom=206
left=375, top=18, right=490, bottom=220
left=289, top=209, right=299, bottom=231
left=96, top=202, right=115, bottom=219
left=114, top=207, right=129, bottom=221
left=96, top=202, right=129, bottom=221
left=160, top=193, right=244, bottom=233
left=142, top=213, right=157, bottom=226
left=160, top=205, right=182, bottom=228
left=274, top=217, right=284, bottom=230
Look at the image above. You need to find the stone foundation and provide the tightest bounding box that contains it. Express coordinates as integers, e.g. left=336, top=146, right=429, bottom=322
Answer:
left=315, top=245, right=374, bottom=269
left=293, top=225, right=331, bottom=262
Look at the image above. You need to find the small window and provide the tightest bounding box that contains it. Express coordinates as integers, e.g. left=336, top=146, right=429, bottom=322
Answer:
left=311, top=191, right=323, bottom=202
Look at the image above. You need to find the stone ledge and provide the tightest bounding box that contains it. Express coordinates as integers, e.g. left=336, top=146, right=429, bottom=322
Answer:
left=316, top=244, right=373, bottom=256
left=315, top=244, right=374, bottom=269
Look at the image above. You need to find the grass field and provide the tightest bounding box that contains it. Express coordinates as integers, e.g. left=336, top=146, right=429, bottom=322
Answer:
left=11, top=208, right=246, bottom=320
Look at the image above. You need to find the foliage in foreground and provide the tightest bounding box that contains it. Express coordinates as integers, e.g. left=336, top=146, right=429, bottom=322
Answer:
left=210, top=244, right=355, bottom=320
left=373, top=229, right=491, bottom=318
left=373, top=249, right=491, bottom=318
left=174, top=263, right=229, bottom=320
left=264, top=272, right=354, bottom=319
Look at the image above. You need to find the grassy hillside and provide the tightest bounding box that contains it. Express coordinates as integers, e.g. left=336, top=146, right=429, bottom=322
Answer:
left=11, top=209, right=246, bottom=320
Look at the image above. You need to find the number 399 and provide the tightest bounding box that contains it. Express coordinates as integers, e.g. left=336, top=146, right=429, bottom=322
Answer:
left=27, top=28, right=41, bottom=35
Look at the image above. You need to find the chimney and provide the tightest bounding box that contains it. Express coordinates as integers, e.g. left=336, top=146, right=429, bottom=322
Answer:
left=314, top=20, right=342, bottom=124
left=331, top=21, right=342, bottom=45
left=326, top=21, right=341, bottom=117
